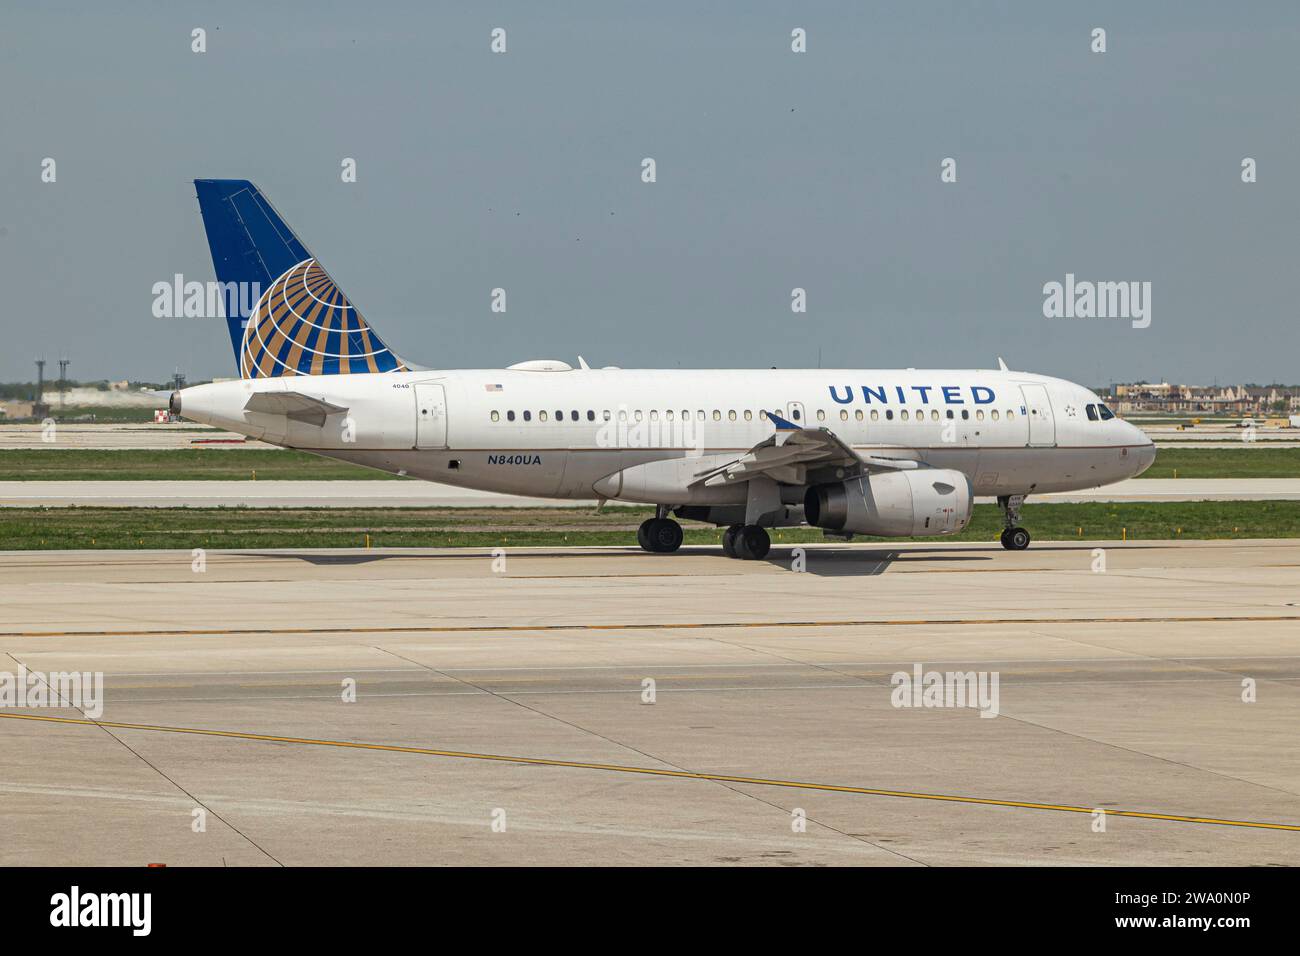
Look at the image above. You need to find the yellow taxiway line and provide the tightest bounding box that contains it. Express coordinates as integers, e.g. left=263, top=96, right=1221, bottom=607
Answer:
left=2, top=711, right=1297, bottom=833
left=3, top=613, right=1298, bottom=640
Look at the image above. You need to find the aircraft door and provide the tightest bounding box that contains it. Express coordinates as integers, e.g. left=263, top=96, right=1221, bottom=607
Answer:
left=1020, top=384, right=1056, bottom=447
left=415, top=383, right=448, bottom=449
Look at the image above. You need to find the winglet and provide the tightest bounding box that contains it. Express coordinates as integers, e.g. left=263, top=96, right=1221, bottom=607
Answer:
left=768, top=410, right=799, bottom=431
left=997, top=356, right=1009, bottom=371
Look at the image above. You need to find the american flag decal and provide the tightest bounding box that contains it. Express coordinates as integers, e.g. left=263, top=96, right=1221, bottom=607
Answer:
left=485, top=383, right=504, bottom=392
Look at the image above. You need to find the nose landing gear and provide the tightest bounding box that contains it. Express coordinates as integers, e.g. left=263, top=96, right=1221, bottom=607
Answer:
left=998, top=494, right=1032, bottom=551
left=1000, top=526, right=1031, bottom=550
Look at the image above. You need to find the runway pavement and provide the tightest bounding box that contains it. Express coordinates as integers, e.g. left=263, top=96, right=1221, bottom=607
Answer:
left=0, top=479, right=584, bottom=508
left=0, top=423, right=266, bottom=449
left=3, top=477, right=1300, bottom=507
left=1, top=539, right=1298, bottom=865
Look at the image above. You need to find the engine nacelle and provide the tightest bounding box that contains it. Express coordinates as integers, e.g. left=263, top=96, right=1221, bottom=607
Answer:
left=804, top=469, right=972, bottom=537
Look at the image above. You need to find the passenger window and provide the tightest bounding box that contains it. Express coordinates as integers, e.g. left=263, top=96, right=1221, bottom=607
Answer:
left=961, top=410, right=969, bottom=420
left=816, top=409, right=825, bottom=422
left=602, top=410, right=611, bottom=421
left=871, top=409, right=879, bottom=421
left=634, top=410, right=643, bottom=422
left=523, top=410, right=531, bottom=422
left=728, top=410, right=737, bottom=421
left=618, top=409, right=627, bottom=422
left=507, top=410, right=515, bottom=422
left=840, top=410, right=849, bottom=422
left=650, top=410, right=659, bottom=421
left=759, top=410, right=768, bottom=420
left=587, top=410, right=595, bottom=421
left=1007, top=410, right=1014, bottom=421
left=697, top=410, right=705, bottom=421
left=886, top=410, right=894, bottom=420
left=976, top=410, right=985, bottom=421
left=991, top=410, right=999, bottom=421
left=571, top=410, right=579, bottom=421
left=540, top=410, right=548, bottom=422
left=855, top=410, right=864, bottom=421
left=946, top=409, right=954, bottom=419
left=792, top=408, right=801, bottom=421
left=901, top=410, right=909, bottom=421
left=490, top=410, right=500, bottom=422
left=931, top=410, right=940, bottom=421
left=744, top=410, right=753, bottom=421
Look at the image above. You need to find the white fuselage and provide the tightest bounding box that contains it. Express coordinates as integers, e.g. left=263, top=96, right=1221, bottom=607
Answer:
left=175, top=367, right=1156, bottom=508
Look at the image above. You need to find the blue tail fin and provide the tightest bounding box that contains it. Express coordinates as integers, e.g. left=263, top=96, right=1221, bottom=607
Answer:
left=193, top=179, right=407, bottom=378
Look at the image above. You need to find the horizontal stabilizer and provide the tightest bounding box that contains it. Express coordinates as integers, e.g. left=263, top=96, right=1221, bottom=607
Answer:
left=244, top=391, right=349, bottom=427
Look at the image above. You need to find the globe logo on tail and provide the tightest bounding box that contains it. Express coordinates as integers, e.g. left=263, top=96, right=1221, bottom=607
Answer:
left=240, top=258, right=406, bottom=378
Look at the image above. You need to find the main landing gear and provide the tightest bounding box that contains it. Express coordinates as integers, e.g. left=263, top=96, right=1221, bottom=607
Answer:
left=721, top=524, right=771, bottom=561
left=637, top=516, right=684, bottom=553
left=998, top=494, right=1032, bottom=551
left=636, top=506, right=772, bottom=560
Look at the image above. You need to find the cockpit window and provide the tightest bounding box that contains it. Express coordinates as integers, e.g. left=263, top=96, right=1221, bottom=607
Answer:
left=1098, top=403, right=1115, bottom=420
left=1086, top=404, right=1099, bottom=421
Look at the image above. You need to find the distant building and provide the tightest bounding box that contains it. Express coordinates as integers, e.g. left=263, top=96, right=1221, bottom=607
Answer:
left=1106, top=382, right=1300, bottom=416
left=0, top=400, right=36, bottom=420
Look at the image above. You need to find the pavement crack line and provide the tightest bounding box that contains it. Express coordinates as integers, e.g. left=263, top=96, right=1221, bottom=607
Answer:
left=1, top=711, right=1296, bottom=834
left=370, top=645, right=923, bottom=865
left=3, top=652, right=282, bottom=867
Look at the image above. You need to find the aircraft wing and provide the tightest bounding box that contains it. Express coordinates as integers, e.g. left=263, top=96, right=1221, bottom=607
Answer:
left=692, top=411, right=919, bottom=487
left=244, top=391, right=349, bottom=427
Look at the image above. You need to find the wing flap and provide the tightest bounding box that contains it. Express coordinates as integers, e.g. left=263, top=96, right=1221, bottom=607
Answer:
left=693, top=410, right=919, bottom=487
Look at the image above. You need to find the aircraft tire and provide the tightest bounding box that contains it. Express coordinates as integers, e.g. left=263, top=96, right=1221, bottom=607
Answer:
left=1001, top=527, right=1031, bottom=551
left=637, top=519, right=655, bottom=552
left=735, top=525, right=771, bottom=561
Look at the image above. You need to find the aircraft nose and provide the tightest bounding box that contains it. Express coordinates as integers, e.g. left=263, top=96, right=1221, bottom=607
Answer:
left=1131, top=427, right=1156, bottom=476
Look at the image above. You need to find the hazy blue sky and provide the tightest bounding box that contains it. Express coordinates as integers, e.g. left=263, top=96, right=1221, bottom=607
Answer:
left=2, top=1, right=1297, bottom=385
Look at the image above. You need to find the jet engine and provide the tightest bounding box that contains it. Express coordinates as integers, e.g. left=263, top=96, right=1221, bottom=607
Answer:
left=804, top=469, right=973, bottom=537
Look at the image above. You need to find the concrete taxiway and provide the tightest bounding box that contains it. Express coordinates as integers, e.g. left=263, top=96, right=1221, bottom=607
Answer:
left=0, top=423, right=265, bottom=450
left=1, top=539, right=1298, bottom=866
left=4, top=477, right=1300, bottom=508
left=0, top=479, right=584, bottom=508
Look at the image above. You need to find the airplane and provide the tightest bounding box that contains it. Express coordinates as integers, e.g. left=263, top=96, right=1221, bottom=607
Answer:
left=171, top=180, right=1156, bottom=559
